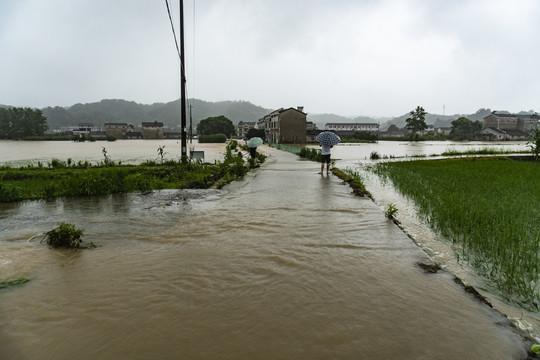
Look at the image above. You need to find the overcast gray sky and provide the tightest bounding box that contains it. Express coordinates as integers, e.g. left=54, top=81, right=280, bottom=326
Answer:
left=1, top=0, right=539, bottom=117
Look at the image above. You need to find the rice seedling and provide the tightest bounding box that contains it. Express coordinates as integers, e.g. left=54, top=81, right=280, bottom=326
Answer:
left=372, top=157, right=540, bottom=309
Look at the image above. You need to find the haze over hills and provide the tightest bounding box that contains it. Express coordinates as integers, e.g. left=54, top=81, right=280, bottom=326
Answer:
left=4, top=98, right=534, bottom=131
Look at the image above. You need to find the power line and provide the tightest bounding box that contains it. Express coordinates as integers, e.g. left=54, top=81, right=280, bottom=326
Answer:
left=165, top=0, right=181, bottom=61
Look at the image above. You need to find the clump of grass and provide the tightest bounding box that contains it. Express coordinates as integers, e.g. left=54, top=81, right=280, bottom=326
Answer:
left=0, top=277, right=30, bottom=289
left=385, top=203, right=398, bottom=219
left=40, top=222, right=90, bottom=249
left=331, top=167, right=371, bottom=198
left=370, top=151, right=381, bottom=160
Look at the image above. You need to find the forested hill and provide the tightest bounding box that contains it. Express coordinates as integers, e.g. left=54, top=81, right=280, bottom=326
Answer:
left=42, top=99, right=273, bottom=130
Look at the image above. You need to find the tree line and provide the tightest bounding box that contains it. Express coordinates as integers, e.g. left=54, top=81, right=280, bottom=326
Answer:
left=0, top=107, right=48, bottom=139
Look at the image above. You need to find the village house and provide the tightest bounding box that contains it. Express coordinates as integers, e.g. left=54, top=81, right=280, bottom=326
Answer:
left=436, top=127, right=452, bottom=136
left=62, top=122, right=99, bottom=136
left=479, top=111, right=540, bottom=140
left=104, top=123, right=134, bottom=139
left=236, top=121, right=256, bottom=139
left=257, top=107, right=307, bottom=144
left=141, top=121, right=164, bottom=139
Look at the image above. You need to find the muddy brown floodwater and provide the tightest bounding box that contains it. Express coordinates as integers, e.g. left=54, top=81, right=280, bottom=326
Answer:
left=0, top=145, right=532, bottom=359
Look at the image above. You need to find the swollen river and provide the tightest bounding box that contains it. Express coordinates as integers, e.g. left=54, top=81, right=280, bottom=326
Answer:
left=0, top=143, right=533, bottom=359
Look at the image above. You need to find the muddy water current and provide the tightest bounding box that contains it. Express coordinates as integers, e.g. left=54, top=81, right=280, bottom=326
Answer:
left=0, top=141, right=534, bottom=359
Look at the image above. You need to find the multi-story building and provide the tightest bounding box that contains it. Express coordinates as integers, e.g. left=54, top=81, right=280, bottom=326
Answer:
left=479, top=111, right=539, bottom=140
left=104, top=123, right=134, bottom=139
left=257, top=107, right=307, bottom=144
left=236, top=121, right=256, bottom=138
left=141, top=121, right=164, bottom=139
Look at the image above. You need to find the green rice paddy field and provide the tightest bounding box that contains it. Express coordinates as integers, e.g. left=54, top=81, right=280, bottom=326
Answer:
left=372, top=157, right=540, bottom=310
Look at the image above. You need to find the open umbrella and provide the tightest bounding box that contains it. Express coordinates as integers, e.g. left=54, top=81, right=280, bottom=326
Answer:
left=247, top=137, right=263, bottom=148
left=316, top=131, right=341, bottom=146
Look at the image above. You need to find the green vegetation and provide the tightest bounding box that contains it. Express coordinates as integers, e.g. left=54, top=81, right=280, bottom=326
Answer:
left=246, top=128, right=266, bottom=140
left=341, top=131, right=378, bottom=143
left=439, top=147, right=521, bottom=157
left=198, top=133, right=227, bottom=143
left=331, top=168, right=371, bottom=197
left=0, top=107, right=48, bottom=139
left=196, top=115, right=235, bottom=137
left=405, top=106, right=428, bottom=141
left=448, top=117, right=482, bottom=140
left=0, top=143, right=262, bottom=202
left=527, top=128, right=540, bottom=160
left=385, top=203, right=399, bottom=219
left=298, top=146, right=322, bottom=162
left=0, top=277, right=30, bottom=289
left=372, top=157, right=540, bottom=309
left=40, top=222, right=90, bottom=249
left=370, top=151, right=381, bottom=160
left=238, top=142, right=267, bottom=168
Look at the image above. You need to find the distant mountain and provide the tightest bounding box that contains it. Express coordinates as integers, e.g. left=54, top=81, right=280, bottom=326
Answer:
left=42, top=99, right=273, bottom=131
left=24, top=98, right=526, bottom=132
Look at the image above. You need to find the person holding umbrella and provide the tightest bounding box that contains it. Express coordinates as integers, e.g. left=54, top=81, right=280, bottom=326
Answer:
left=316, top=131, right=341, bottom=175
left=320, top=144, right=332, bottom=175
left=247, top=137, right=263, bottom=158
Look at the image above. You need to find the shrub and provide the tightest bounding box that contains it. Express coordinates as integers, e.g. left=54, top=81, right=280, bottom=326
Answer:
left=198, top=134, right=227, bottom=143
left=41, top=222, right=86, bottom=249
left=370, top=151, right=381, bottom=160
left=0, top=183, right=23, bottom=202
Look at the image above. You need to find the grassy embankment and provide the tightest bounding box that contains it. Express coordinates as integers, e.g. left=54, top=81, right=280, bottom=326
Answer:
left=0, top=141, right=265, bottom=203
left=371, top=157, right=540, bottom=309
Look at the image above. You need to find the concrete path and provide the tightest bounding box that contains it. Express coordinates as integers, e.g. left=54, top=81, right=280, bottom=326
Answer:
left=233, top=145, right=533, bottom=359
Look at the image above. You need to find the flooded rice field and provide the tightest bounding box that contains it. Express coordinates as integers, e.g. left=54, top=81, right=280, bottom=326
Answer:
left=0, top=141, right=535, bottom=359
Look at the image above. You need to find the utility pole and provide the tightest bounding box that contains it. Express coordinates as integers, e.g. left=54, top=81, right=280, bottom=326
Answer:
left=180, top=0, right=187, bottom=161
left=189, top=104, right=193, bottom=144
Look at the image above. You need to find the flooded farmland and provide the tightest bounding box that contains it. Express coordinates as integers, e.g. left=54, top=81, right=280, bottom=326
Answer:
left=0, top=141, right=534, bottom=359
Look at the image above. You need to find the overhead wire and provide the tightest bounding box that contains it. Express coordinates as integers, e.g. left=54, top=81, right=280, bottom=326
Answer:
left=164, top=0, right=193, bottom=122
left=165, top=0, right=181, bottom=61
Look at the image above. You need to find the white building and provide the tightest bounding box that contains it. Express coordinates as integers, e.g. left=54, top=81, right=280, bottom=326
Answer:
left=324, top=122, right=379, bottom=133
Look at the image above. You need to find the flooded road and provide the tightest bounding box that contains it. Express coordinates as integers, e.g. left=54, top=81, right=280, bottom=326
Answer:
left=0, top=145, right=532, bottom=359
